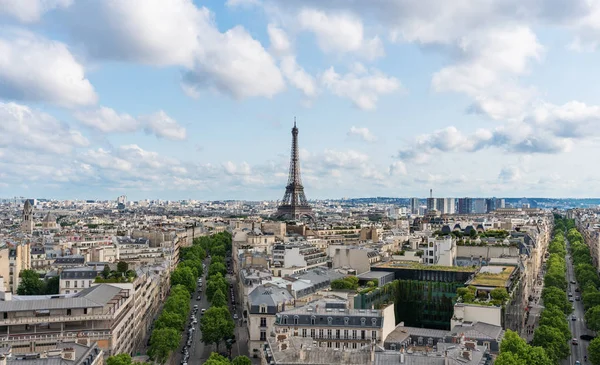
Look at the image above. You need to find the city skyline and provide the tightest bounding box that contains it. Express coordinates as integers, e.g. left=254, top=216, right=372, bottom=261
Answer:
left=3, top=1, right=600, bottom=200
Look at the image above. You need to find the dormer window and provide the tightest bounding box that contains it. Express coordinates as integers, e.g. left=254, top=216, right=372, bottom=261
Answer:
left=372, top=318, right=377, bottom=326
left=311, top=316, right=316, bottom=325
left=361, top=318, right=366, bottom=326
left=260, top=304, right=267, bottom=314
left=344, top=317, right=349, bottom=325
left=327, top=317, right=333, bottom=325
left=294, top=315, right=299, bottom=325
left=283, top=315, right=288, bottom=325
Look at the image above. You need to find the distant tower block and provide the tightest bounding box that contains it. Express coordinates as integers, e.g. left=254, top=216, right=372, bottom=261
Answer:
left=275, top=119, right=314, bottom=220
left=21, top=199, right=33, bottom=234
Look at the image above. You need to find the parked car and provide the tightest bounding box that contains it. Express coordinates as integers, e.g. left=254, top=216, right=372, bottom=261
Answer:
left=233, top=313, right=238, bottom=320
left=580, top=334, right=595, bottom=341
left=197, top=296, right=201, bottom=300
left=201, top=308, right=206, bottom=315
left=572, top=338, right=579, bottom=345
left=572, top=315, right=577, bottom=321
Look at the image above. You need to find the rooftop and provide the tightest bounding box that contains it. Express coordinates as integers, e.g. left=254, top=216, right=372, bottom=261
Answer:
left=469, top=265, right=515, bottom=287
left=373, top=261, right=477, bottom=273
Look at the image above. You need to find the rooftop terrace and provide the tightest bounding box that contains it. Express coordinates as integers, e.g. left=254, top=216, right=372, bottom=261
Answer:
left=469, top=265, right=515, bottom=287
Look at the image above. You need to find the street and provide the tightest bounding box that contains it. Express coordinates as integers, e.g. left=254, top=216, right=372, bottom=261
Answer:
left=172, top=258, right=250, bottom=365
left=564, top=239, right=591, bottom=365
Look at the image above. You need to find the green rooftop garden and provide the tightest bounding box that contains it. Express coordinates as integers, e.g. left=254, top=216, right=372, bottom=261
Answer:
left=469, top=266, right=514, bottom=287
left=375, top=260, right=477, bottom=272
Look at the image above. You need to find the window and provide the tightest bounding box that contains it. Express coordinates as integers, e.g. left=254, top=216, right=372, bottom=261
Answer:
left=361, top=330, right=366, bottom=340
left=344, top=317, right=349, bottom=325
left=391, top=344, right=397, bottom=351
left=66, top=309, right=71, bottom=316
left=283, top=316, right=288, bottom=325
left=260, top=331, right=266, bottom=341
left=336, top=329, right=340, bottom=339
left=65, top=281, right=70, bottom=288
left=260, top=317, right=267, bottom=327
left=319, top=329, right=324, bottom=338
left=294, top=316, right=299, bottom=325
left=311, top=316, right=316, bottom=325
left=81, top=280, right=85, bottom=288
left=352, top=343, right=358, bottom=349
left=260, top=305, right=267, bottom=314
left=327, top=341, right=332, bottom=348
left=327, top=317, right=333, bottom=325
left=327, top=329, right=332, bottom=339
left=302, top=329, right=307, bottom=337
left=372, top=318, right=377, bottom=326
left=372, top=331, right=377, bottom=340
left=352, top=330, right=357, bottom=339
left=344, top=330, right=349, bottom=339
left=360, top=318, right=366, bottom=326
left=74, top=281, right=78, bottom=288
left=311, top=329, right=315, bottom=338
left=66, top=290, right=70, bottom=294
left=84, top=308, right=88, bottom=315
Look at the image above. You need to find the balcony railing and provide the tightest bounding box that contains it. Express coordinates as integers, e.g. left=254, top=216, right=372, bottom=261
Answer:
left=0, top=330, right=112, bottom=343
left=0, top=314, right=114, bottom=326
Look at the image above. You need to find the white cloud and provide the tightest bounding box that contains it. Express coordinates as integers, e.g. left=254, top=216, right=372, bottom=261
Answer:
left=297, top=8, right=384, bottom=60
left=74, top=107, right=139, bottom=133
left=281, top=56, right=317, bottom=98
left=0, top=30, right=97, bottom=107
left=498, top=166, right=522, bottom=182
left=141, top=111, right=187, bottom=141
left=321, top=149, right=370, bottom=168
left=0, top=0, right=72, bottom=23
left=74, top=107, right=187, bottom=141
left=432, top=26, right=543, bottom=121
left=347, top=126, right=377, bottom=142
left=0, top=102, right=89, bottom=155
left=267, top=24, right=291, bottom=56
left=64, top=0, right=284, bottom=100
left=320, top=65, right=401, bottom=110
left=225, top=0, right=261, bottom=8
left=389, top=161, right=407, bottom=176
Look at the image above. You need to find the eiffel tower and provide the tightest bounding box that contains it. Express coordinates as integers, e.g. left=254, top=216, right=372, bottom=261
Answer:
left=276, top=119, right=314, bottom=220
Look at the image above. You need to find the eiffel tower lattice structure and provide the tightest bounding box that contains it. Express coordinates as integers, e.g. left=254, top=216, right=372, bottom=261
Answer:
left=275, top=119, right=314, bottom=220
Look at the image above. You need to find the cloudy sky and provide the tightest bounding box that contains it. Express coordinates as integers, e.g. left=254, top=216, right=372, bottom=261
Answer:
left=1, top=0, right=600, bottom=201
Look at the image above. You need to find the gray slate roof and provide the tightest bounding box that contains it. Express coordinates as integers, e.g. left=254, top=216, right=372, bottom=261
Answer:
left=1, top=284, right=123, bottom=312
left=248, top=284, right=293, bottom=314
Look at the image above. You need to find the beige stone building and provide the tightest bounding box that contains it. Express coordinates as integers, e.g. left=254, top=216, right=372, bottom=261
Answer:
left=0, top=240, right=31, bottom=294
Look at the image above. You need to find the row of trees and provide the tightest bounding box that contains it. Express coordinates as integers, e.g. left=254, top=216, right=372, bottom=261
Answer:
left=566, top=224, right=600, bottom=365
left=17, top=269, right=59, bottom=295
left=496, top=218, right=572, bottom=364
left=143, top=237, right=208, bottom=363
left=198, top=232, right=250, bottom=365
left=331, top=276, right=359, bottom=290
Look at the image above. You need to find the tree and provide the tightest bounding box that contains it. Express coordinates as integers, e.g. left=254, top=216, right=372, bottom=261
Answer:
left=500, top=330, right=528, bottom=355
left=211, top=288, right=227, bottom=308
left=179, top=259, right=203, bottom=278
left=117, top=261, right=129, bottom=273
left=542, top=286, right=571, bottom=314
left=148, top=328, right=180, bottom=364
left=164, top=292, right=190, bottom=318
left=171, top=266, right=196, bottom=293
left=539, top=307, right=570, bottom=341
left=589, top=337, right=600, bottom=365
left=532, top=325, right=570, bottom=362
left=102, top=265, right=111, bottom=279
left=586, top=306, right=600, bottom=332
left=232, top=356, right=251, bottom=365
left=200, top=306, right=235, bottom=352
left=209, top=262, right=227, bottom=277
left=155, top=311, right=186, bottom=331
left=17, top=269, right=45, bottom=295
left=497, top=330, right=551, bottom=365
left=45, top=276, right=60, bottom=295
left=490, top=287, right=509, bottom=304
left=203, top=353, right=231, bottom=365
left=206, top=273, right=228, bottom=302
left=585, top=291, right=600, bottom=311
left=494, top=352, right=523, bottom=365
left=107, top=354, right=133, bottom=365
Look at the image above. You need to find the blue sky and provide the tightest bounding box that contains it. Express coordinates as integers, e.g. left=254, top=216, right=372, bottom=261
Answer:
left=2, top=0, right=600, bottom=201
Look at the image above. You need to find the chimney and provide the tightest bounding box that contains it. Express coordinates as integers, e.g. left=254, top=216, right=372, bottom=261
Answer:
left=61, top=348, right=76, bottom=360
left=299, top=344, right=306, bottom=361
left=462, top=350, right=472, bottom=361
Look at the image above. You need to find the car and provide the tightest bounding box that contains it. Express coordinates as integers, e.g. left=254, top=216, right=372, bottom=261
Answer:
left=575, top=287, right=580, bottom=292
left=233, top=313, right=238, bottom=320
left=201, top=308, right=206, bottom=315
left=576, top=361, right=581, bottom=365
left=580, top=334, right=595, bottom=341
left=572, top=338, right=578, bottom=345
left=576, top=297, right=581, bottom=301
left=572, top=315, right=577, bottom=321
left=571, top=280, right=577, bottom=284
left=192, top=320, right=198, bottom=325
left=230, top=283, right=233, bottom=288
left=193, top=304, right=198, bottom=308
left=569, top=298, right=574, bottom=302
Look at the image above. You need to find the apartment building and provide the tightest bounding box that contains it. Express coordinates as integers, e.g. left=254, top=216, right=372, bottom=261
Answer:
left=247, top=284, right=294, bottom=356
left=60, top=267, right=99, bottom=294
left=3, top=342, right=103, bottom=365
left=423, top=236, right=456, bottom=266
left=0, top=240, right=31, bottom=294
left=0, top=284, right=136, bottom=356
left=272, top=299, right=395, bottom=349
left=271, top=244, right=328, bottom=277
left=328, top=245, right=380, bottom=274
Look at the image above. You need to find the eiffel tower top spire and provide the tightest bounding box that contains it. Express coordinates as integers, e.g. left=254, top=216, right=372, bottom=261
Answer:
left=276, top=119, right=313, bottom=220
